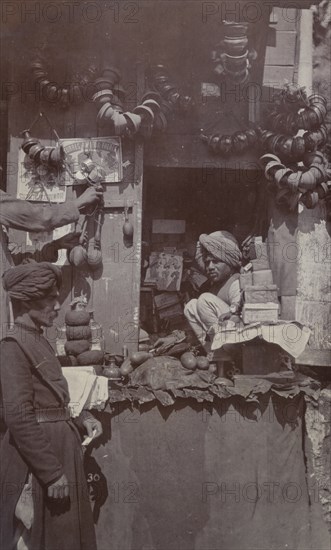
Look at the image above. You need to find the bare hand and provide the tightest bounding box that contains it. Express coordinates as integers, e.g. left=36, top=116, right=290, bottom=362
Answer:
left=47, top=474, right=70, bottom=499
left=82, top=416, right=103, bottom=439
left=154, top=335, right=178, bottom=354
left=75, top=187, right=103, bottom=209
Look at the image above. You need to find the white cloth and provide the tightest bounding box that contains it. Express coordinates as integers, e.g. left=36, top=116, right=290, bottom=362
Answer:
left=211, top=321, right=311, bottom=358
left=61, top=367, right=109, bottom=417
left=184, top=293, right=231, bottom=345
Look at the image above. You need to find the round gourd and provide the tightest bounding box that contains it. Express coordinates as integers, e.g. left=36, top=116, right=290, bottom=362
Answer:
left=65, top=339, right=90, bottom=357
left=119, top=358, right=134, bottom=376
left=130, top=351, right=152, bottom=367
left=180, top=352, right=197, bottom=370
left=66, top=325, right=92, bottom=341
left=196, top=356, right=210, bottom=370
left=77, top=350, right=104, bottom=366
left=65, top=310, right=90, bottom=326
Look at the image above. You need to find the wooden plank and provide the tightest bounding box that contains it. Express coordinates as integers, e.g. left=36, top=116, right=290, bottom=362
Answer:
left=263, top=66, right=297, bottom=86
left=295, top=349, right=331, bottom=367
left=271, top=7, right=298, bottom=30
left=264, top=31, right=296, bottom=65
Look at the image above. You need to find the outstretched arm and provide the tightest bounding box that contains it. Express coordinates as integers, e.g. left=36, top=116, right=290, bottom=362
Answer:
left=0, top=187, right=102, bottom=232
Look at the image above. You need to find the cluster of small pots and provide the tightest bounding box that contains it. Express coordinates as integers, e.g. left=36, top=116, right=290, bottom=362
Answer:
left=93, top=66, right=167, bottom=138
left=21, top=129, right=64, bottom=168
left=211, top=21, right=257, bottom=84
left=69, top=215, right=103, bottom=272
left=201, top=127, right=259, bottom=156
left=63, top=309, right=104, bottom=366
left=267, top=94, right=327, bottom=134
left=259, top=126, right=328, bottom=161
left=261, top=151, right=330, bottom=210
left=148, top=64, right=194, bottom=114
left=30, top=57, right=99, bottom=108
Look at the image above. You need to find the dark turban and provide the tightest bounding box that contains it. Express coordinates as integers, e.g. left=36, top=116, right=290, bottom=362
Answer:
left=195, top=231, right=242, bottom=271
left=2, top=262, right=62, bottom=302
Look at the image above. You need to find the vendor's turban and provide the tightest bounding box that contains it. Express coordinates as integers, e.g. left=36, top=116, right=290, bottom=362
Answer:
left=195, top=231, right=242, bottom=270
left=2, top=262, right=62, bottom=302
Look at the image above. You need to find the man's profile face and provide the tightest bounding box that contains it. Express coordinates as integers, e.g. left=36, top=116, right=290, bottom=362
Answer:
left=28, top=288, right=61, bottom=328
left=203, top=254, right=232, bottom=285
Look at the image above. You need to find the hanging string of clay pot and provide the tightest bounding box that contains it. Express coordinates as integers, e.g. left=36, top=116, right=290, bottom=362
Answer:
left=29, top=55, right=99, bottom=109
left=201, top=127, right=259, bottom=156
left=86, top=201, right=104, bottom=271
left=93, top=66, right=167, bottom=138
left=21, top=129, right=65, bottom=169
left=260, top=152, right=331, bottom=210
left=266, top=94, right=327, bottom=134
left=122, top=204, right=134, bottom=247
left=69, top=217, right=88, bottom=267
left=20, top=113, right=65, bottom=171
left=211, top=21, right=257, bottom=84
left=147, top=64, right=194, bottom=114
left=259, top=125, right=328, bottom=161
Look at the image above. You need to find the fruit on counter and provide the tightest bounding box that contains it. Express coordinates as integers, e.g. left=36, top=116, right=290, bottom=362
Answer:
left=65, top=310, right=90, bottom=326
left=130, top=351, right=153, bottom=367
left=180, top=352, right=197, bottom=370
left=66, top=325, right=92, bottom=341
left=77, top=350, right=104, bottom=366
left=65, top=339, right=90, bottom=357
left=119, top=357, right=134, bottom=376
left=196, top=356, right=210, bottom=370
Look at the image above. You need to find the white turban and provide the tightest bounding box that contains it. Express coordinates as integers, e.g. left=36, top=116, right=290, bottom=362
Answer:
left=195, top=231, right=242, bottom=271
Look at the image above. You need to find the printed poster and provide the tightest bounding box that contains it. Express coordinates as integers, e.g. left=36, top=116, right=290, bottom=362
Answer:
left=60, top=137, right=123, bottom=184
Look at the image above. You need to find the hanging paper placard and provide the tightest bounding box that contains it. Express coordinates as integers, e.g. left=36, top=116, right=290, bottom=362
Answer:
left=61, top=137, right=123, bottom=185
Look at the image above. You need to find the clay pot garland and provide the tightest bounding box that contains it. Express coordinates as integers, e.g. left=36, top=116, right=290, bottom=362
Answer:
left=201, top=127, right=259, bottom=156
left=259, top=126, right=328, bottom=161
left=21, top=129, right=64, bottom=169
left=211, top=21, right=257, bottom=84
left=266, top=94, right=327, bottom=134
left=260, top=152, right=330, bottom=210
left=148, top=64, right=194, bottom=114
left=93, top=66, right=165, bottom=139
left=30, top=56, right=99, bottom=109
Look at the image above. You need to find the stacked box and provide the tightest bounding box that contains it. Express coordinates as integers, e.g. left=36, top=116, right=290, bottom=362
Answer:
left=242, top=303, right=279, bottom=324
left=244, top=285, right=278, bottom=304
left=241, top=238, right=279, bottom=324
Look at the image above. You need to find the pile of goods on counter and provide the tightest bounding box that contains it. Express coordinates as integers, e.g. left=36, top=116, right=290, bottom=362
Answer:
left=56, top=294, right=105, bottom=367
left=239, top=237, right=279, bottom=325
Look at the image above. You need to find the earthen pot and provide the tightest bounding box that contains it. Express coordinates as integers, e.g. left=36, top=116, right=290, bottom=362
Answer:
left=86, top=242, right=102, bottom=270
left=69, top=245, right=87, bottom=267
left=123, top=112, right=142, bottom=135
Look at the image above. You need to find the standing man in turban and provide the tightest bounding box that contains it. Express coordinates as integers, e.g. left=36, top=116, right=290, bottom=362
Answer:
left=184, top=231, right=242, bottom=350
left=0, top=262, right=102, bottom=550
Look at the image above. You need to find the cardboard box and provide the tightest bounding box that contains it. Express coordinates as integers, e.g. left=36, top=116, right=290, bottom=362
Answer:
left=252, top=269, right=274, bottom=285
left=240, top=272, right=253, bottom=289
left=244, top=285, right=278, bottom=304
left=251, top=257, right=270, bottom=271
left=242, top=302, right=279, bottom=324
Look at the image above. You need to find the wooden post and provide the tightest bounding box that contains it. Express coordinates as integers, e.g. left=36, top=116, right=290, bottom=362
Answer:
left=295, top=9, right=331, bottom=366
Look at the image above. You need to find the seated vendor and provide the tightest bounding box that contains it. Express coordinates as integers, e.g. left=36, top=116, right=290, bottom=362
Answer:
left=184, top=230, right=242, bottom=351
